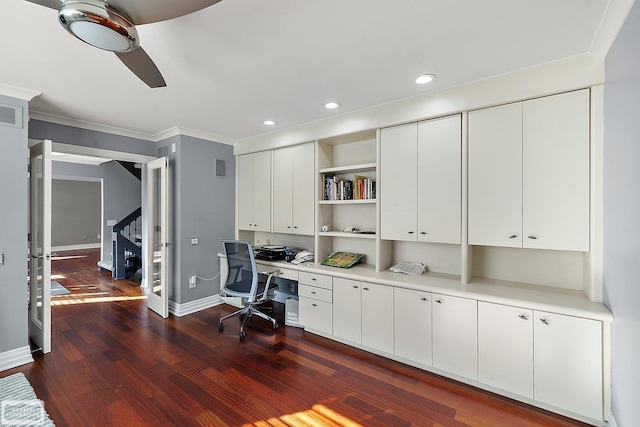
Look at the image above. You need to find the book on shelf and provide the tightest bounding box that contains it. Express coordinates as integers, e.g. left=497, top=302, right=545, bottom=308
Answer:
left=322, top=173, right=376, bottom=201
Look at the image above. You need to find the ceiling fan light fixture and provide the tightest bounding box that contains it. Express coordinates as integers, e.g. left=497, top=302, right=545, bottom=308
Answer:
left=58, top=0, right=139, bottom=53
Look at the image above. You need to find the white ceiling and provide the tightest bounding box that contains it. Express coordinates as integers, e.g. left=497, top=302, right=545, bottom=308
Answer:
left=0, top=0, right=631, bottom=143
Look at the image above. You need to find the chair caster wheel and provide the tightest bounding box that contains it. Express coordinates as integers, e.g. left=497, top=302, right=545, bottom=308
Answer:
left=273, top=323, right=279, bottom=331
left=239, top=331, right=246, bottom=340
left=218, top=322, right=223, bottom=332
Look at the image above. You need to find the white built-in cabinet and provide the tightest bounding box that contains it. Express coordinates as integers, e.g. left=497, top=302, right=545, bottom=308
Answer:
left=298, top=272, right=333, bottom=335
left=468, top=89, right=590, bottom=251
left=272, top=143, right=315, bottom=235
left=237, top=150, right=271, bottom=232
left=380, top=115, right=461, bottom=243
left=534, top=311, right=603, bottom=420
left=393, top=288, right=432, bottom=366
left=332, top=278, right=394, bottom=354
left=432, top=294, right=478, bottom=380
left=478, top=302, right=534, bottom=398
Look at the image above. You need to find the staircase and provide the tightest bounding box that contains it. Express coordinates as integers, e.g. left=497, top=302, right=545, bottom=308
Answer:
left=112, top=207, right=142, bottom=280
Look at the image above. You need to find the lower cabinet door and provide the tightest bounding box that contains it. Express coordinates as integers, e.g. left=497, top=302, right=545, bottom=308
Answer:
left=299, top=297, right=332, bottom=335
left=478, top=302, right=533, bottom=398
left=361, top=283, right=394, bottom=354
left=394, top=288, right=432, bottom=366
left=333, top=278, right=362, bottom=344
left=534, top=311, right=603, bottom=420
left=432, top=294, right=478, bottom=380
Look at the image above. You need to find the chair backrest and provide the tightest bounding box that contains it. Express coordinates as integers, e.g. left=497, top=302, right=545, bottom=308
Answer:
left=222, top=240, right=260, bottom=303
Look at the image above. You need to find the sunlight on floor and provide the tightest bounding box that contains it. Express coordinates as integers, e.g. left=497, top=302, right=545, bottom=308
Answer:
left=52, top=295, right=147, bottom=306
left=51, top=255, right=88, bottom=261
left=51, top=274, right=66, bottom=280
left=243, top=404, right=363, bottom=427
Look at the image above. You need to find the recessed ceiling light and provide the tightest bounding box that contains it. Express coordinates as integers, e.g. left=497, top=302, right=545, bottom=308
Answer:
left=263, top=120, right=277, bottom=126
left=325, top=102, right=340, bottom=109
left=415, top=74, right=436, bottom=84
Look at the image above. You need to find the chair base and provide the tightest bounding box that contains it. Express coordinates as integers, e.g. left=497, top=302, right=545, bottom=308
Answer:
left=219, top=303, right=278, bottom=339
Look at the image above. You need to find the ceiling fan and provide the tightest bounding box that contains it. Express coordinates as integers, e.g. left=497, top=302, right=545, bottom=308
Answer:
left=25, top=0, right=222, bottom=87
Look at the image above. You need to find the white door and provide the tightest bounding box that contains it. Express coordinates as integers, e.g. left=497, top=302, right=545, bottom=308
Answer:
left=291, top=143, right=315, bottom=235
left=522, top=89, right=590, bottom=251
left=478, top=302, right=533, bottom=398
left=394, top=288, right=432, bottom=366
left=417, top=115, right=462, bottom=244
left=29, top=140, right=52, bottom=353
left=468, top=103, right=523, bottom=247
left=380, top=123, right=418, bottom=241
left=432, top=294, right=478, bottom=380
left=361, top=282, right=394, bottom=354
left=146, top=157, right=169, bottom=318
left=332, top=278, right=362, bottom=343
left=534, top=311, right=603, bottom=420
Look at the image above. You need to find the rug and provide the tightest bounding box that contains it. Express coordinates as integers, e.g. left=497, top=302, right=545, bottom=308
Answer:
left=50, top=281, right=70, bottom=296
left=0, top=373, right=55, bottom=426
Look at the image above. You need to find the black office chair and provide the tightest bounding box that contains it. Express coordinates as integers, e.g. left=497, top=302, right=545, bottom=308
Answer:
left=218, top=240, right=279, bottom=339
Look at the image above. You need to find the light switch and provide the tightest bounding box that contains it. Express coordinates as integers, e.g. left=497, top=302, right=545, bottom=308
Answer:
left=0, top=253, right=4, bottom=266
left=190, top=237, right=199, bottom=245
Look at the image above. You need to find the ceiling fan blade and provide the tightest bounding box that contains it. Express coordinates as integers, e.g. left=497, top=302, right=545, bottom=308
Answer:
left=107, top=0, right=223, bottom=25
left=115, top=48, right=166, bottom=88
left=23, top=0, right=62, bottom=10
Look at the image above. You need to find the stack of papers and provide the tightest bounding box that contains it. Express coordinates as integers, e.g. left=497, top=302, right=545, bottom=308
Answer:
left=389, top=262, right=426, bottom=276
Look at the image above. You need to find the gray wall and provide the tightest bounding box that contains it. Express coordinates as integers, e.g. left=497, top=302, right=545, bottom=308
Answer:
left=51, top=179, right=101, bottom=248
left=603, top=2, right=640, bottom=426
left=52, top=160, right=142, bottom=266
left=158, top=135, right=235, bottom=304
left=0, top=95, right=29, bottom=354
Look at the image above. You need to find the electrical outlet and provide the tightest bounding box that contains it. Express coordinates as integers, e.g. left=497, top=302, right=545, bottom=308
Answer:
left=189, top=275, right=196, bottom=288
left=190, top=237, right=199, bottom=245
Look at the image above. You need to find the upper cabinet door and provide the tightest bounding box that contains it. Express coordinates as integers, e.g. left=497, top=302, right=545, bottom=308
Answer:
left=380, top=123, right=418, bottom=241
left=272, top=146, right=294, bottom=234
left=238, top=150, right=272, bottom=232
left=523, top=90, right=590, bottom=251
left=417, top=115, right=462, bottom=244
left=292, top=143, right=315, bottom=235
left=468, top=102, right=523, bottom=247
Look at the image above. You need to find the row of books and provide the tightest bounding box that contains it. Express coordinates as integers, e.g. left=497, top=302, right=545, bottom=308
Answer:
left=322, top=174, right=376, bottom=201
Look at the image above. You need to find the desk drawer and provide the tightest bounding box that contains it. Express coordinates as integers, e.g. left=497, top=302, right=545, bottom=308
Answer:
left=299, top=272, right=332, bottom=289
left=299, top=296, right=332, bottom=335
left=257, top=264, right=299, bottom=281
left=299, top=284, right=332, bottom=303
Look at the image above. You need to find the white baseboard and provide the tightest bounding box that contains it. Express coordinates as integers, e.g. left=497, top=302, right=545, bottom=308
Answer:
left=0, top=346, right=34, bottom=372
left=169, top=294, right=224, bottom=317
left=607, top=413, right=618, bottom=427
left=52, top=243, right=101, bottom=252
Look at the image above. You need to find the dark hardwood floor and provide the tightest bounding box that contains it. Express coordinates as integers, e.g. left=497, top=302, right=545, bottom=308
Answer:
left=2, top=249, right=592, bottom=426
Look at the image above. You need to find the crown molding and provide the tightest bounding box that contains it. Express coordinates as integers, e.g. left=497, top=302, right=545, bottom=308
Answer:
left=29, top=111, right=236, bottom=145
left=0, top=84, right=41, bottom=102
left=590, top=0, right=635, bottom=58
left=153, top=126, right=235, bottom=145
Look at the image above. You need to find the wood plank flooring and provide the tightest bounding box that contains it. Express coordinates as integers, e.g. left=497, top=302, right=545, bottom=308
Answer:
left=2, top=249, right=592, bottom=427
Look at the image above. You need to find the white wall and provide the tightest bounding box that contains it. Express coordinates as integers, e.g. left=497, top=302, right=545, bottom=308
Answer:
left=603, top=1, right=640, bottom=426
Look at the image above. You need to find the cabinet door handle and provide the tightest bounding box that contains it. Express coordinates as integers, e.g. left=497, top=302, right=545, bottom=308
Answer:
left=408, top=231, right=415, bottom=234
left=420, top=297, right=429, bottom=301
left=311, top=278, right=316, bottom=281
left=435, top=299, right=443, bottom=304
left=353, top=285, right=359, bottom=289
left=363, top=287, right=370, bottom=291
left=509, top=234, right=518, bottom=239
left=518, top=314, right=529, bottom=321
left=420, top=231, right=427, bottom=235
left=312, top=303, right=317, bottom=307
left=528, top=235, right=538, bottom=240
left=540, top=318, right=549, bottom=325
left=311, top=291, right=316, bottom=294
left=293, top=226, right=298, bottom=229
left=287, top=226, right=291, bottom=229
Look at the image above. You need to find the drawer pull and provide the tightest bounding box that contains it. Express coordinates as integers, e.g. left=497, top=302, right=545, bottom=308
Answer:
left=311, top=291, right=316, bottom=294
left=435, top=299, right=443, bottom=304
left=540, top=318, right=549, bottom=325
left=311, top=278, right=316, bottom=281
left=518, top=314, right=529, bottom=321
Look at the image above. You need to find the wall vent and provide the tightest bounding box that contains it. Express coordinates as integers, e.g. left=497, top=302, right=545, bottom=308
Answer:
left=215, top=159, right=226, bottom=178
left=0, top=104, right=22, bottom=129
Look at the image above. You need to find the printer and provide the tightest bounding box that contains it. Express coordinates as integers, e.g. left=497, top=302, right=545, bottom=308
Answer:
left=254, top=245, right=287, bottom=261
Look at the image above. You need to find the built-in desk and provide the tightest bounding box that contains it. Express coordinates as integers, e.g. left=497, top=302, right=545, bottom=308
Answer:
left=229, top=258, right=612, bottom=425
